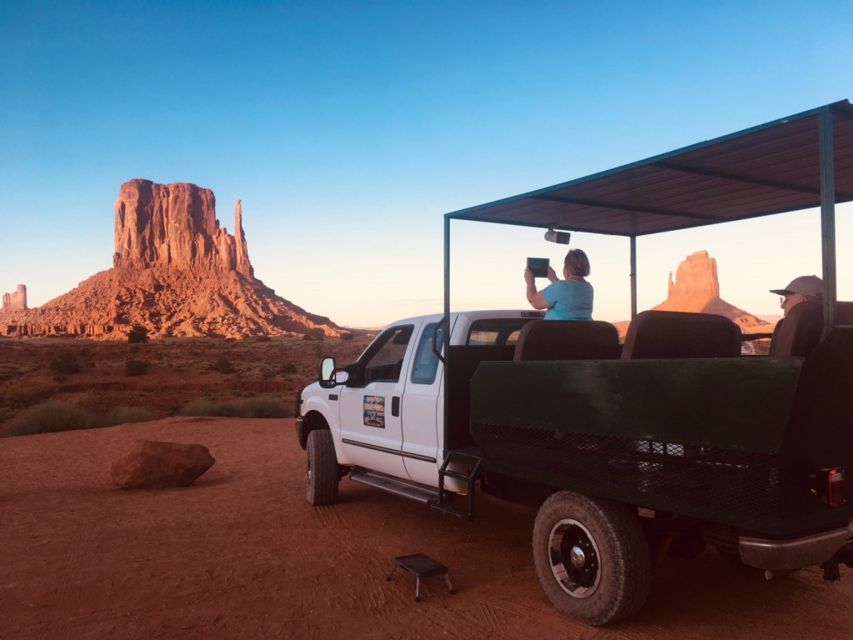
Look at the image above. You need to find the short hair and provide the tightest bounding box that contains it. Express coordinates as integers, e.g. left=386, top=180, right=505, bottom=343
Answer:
left=564, top=249, right=590, bottom=277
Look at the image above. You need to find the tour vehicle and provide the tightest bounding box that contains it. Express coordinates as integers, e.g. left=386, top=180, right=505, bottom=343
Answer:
left=295, top=100, right=853, bottom=625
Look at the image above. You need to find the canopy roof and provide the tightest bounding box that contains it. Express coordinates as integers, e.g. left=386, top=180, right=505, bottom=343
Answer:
left=446, top=100, right=853, bottom=237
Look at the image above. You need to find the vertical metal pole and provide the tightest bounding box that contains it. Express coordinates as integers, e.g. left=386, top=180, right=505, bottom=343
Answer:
left=819, top=108, right=837, bottom=337
left=442, top=215, right=451, bottom=454
left=629, top=235, right=638, bottom=319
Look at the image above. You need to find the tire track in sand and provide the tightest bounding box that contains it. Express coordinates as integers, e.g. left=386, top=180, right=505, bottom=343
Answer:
left=50, top=520, right=93, bottom=629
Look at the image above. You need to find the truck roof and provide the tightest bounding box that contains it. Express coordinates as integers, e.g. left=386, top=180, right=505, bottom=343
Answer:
left=445, top=100, right=853, bottom=237
left=391, top=309, right=543, bottom=326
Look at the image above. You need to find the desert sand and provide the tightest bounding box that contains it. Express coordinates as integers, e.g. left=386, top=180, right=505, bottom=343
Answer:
left=2, top=417, right=851, bottom=640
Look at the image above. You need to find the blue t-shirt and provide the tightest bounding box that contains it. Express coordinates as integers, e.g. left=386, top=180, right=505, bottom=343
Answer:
left=541, top=280, right=593, bottom=320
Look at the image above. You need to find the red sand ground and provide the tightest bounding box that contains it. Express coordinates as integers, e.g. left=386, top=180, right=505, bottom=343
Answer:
left=2, top=418, right=851, bottom=639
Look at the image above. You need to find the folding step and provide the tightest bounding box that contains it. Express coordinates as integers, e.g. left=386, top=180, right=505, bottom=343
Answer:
left=441, top=469, right=471, bottom=481
left=349, top=469, right=440, bottom=504
left=434, top=450, right=483, bottom=521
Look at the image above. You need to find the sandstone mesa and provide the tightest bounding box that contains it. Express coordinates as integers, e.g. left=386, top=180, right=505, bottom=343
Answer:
left=0, top=179, right=341, bottom=339
left=2, top=284, right=27, bottom=311
left=653, top=250, right=771, bottom=332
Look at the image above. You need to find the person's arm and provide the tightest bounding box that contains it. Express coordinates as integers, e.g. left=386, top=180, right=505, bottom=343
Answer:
left=525, top=268, right=551, bottom=310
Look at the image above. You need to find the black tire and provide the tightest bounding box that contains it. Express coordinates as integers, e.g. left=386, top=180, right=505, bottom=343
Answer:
left=532, top=491, right=652, bottom=626
left=306, top=430, right=339, bottom=506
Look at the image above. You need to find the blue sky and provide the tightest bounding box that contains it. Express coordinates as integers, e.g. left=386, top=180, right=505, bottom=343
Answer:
left=1, top=1, right=852, bottom=327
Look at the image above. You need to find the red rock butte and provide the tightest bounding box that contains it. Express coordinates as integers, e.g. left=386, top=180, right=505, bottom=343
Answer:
left=653, top=250, right=771, bottom=332
left=0, top=179, right=342, bottom=339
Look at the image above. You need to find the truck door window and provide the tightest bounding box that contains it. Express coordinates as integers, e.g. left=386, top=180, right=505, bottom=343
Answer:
left=411, top=322, right=445, bottom=385
left=361, top=325, right=413, bottom=384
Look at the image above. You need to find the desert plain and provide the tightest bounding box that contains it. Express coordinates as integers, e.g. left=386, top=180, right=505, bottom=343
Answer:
left=2, top=336, right=852, bottom=640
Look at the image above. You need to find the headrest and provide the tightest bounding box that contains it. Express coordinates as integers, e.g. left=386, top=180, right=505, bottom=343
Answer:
left=514, top=320, right=620, bottom=361
left=622, top=310, right=741, bottom=359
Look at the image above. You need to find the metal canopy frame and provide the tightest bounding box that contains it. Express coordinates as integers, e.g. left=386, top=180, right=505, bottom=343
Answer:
left=443, top=100, right=851, bottom=341
left=441, top=101, right=851, bottom=453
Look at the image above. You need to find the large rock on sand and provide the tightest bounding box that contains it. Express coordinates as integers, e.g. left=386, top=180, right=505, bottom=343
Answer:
left=111, top=440, right=215, bottom=489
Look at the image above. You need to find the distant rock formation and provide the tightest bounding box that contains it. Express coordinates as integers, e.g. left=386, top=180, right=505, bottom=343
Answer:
left=2, top=285, right=27, bottom=311
left=665, top=251, right=719, bottom=301
left=113, top=180, right=254, bottom=277
left=653, top=251, right=770, bottom=332
left=0, top=180, right=341, bottom=339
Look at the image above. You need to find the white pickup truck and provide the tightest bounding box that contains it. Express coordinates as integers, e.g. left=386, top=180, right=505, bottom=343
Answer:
left=296, top=309, right=536, bottom=507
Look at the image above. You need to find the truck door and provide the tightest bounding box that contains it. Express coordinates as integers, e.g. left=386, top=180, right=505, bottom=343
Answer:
left=401, top=319, right=451, bottom=487
left=338, top=323, right=416, bottom=478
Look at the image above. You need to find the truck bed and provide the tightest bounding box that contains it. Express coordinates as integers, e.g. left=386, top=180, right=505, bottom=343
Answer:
left=468, top=328, right=853, bottom=538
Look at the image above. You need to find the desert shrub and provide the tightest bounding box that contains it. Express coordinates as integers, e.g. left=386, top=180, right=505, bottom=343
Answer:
left=340, top=332, right=354, bottom=341
left=260, top=365, right=277, bottom=379
left=178, top=399, right=235, bottom=417
left=127, top=325, right=149, bottom=343
left=49, top=351, right=81, bottom=375
left=237, top=397, right=293, bottom=418
left=254, top=335, right=272, bottom=342
left=280, top=362, right=298, bottom=375
left=211, top=356, right=236, bottom=374
left=178, top=396, right=293, bottom=419
left=104, top=406, right=154, bottom=425
left=7, top=402, right=98, bottom=436
left=124, top=358, right=149, bottom=376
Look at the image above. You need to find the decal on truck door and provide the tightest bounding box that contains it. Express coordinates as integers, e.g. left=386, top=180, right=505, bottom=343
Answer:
left=363, top=395, right=385, bottom=428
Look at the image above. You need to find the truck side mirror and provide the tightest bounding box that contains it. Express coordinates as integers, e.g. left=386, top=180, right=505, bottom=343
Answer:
left=319, top=357, right=337, bottom=388
left=319, top=357, right=350, bottom=388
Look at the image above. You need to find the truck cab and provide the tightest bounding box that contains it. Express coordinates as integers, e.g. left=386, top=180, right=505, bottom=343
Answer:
left=297, top=310, right=539, bottom=497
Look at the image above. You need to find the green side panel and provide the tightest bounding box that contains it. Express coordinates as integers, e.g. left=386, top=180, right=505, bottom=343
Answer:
left=470, top=358, right=803, bottom=453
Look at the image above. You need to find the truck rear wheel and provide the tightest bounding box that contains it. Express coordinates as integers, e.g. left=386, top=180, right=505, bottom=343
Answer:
left=532, top=491, right=652, bottom=626
left=306, top=430, right=339, bottom=506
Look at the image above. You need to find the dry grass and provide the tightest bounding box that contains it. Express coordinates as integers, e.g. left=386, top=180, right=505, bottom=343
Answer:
left=0, top=334, right=374, bottom=435
left=7, top=402, right=99, bottom=436
left=6, top=401, right=157, bottom=436
left=178, top=396, right=293, bottom=418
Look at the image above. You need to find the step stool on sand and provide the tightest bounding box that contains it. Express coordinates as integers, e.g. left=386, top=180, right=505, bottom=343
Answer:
left=387, top=554, right=454, bottom=602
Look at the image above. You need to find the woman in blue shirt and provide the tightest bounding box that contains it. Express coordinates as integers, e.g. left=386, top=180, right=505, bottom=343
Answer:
left=524, top=249, right=593, bottom=320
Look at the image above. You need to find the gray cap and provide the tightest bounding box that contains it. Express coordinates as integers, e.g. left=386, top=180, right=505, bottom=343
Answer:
left=769, top=275, right=824, bottom=298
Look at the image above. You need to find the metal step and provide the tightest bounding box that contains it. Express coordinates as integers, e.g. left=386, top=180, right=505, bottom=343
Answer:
left=442, top=469, right=470, bottom=481
left=349, top=469, right=440, bottom=505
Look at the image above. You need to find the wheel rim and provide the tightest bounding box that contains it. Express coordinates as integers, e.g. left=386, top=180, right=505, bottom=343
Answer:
left=548, top=518, right=601, bottom=598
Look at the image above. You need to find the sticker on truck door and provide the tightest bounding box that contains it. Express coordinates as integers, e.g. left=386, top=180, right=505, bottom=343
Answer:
left=363, top=395, right=385, bottom=428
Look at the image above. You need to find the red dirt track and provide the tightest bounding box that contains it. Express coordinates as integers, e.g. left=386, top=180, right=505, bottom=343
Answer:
left=2, top=418, right=851, bottom=639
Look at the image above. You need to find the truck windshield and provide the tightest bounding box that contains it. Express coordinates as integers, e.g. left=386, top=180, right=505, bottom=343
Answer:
left=468, top=318, right=535, bottom=346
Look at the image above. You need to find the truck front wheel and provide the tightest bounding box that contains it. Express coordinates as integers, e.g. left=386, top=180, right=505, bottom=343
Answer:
left=306, top=430, right=339, bottom=506
left=532, top=491, right=652, bottom=626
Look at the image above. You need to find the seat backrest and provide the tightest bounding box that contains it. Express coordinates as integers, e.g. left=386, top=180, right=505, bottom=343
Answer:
left=513, top=320, right=620, bottom=361
left=622, top=310, right=741, bottom=359
left=769, top=300, right=853, bottom=357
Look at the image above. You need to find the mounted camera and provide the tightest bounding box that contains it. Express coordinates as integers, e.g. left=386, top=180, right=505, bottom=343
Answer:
left=544, top=228, right=571, bottom=244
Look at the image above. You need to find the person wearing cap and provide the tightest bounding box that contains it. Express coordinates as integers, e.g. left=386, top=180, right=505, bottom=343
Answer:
left=770, top=275, right=824, bottom=317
